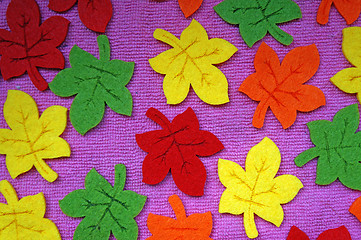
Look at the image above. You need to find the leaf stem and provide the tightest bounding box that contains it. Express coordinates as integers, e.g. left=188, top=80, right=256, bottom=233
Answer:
left=114, top=164, right=126, bottom=192
left=244, top=210, right=258, bottom=238
left=169, top=195, right=186, bottom=220
left=294, top=147, right=320, bottom=167
left=33, top=158, right=58, bottom=182
left=267, top=23, right=293, bottom=46
left=27, top=63, right=48, bottom=91
left=0, top=180, right=18, bottom=205
left=97, top=35, right=110, bottom=61
left=146, top=108, right=171, bottom=130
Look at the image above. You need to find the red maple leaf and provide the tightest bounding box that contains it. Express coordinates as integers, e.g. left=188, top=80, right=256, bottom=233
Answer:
left=48, top=0, right=112, bottom=33
left=136, top=107, right=224, bottom=196
left=239, top=42, right=325, bottom=129
left=287, top=226, right=351, bottom=240
left=0, top=0, right=69, bottom=91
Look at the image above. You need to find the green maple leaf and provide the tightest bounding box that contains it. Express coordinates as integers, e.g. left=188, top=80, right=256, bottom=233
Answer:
left=49, top=35, right=134, bottom=135
left=214, top=0, right=302, bottom=47
left=59, top=164, right=147, bottom=240
left=295, top=104, right=361, bottom=190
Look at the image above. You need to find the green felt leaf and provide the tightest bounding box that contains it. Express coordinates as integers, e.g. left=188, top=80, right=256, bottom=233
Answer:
left=49, top=35, right=134, bottom=135
left=59, top=164, right=147, bottom=240
left=294, top=104, right=361, bottom=190
left=213, top=0, right=301, bottom=47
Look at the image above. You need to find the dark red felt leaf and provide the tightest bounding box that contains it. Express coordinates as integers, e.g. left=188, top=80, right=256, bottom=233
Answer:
left=287, top=226, right=351, bottom=240
left=0, top=0, right=69, bottom=91
left=48, top=0, right=112, bottom=33
left=136, top=107, right=224, bottom=196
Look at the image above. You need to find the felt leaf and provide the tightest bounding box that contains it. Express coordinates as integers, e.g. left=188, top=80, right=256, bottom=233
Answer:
left=48, top=0, right=112, bottom=33
left=294, top=104, right=361, bottom=190
left=49, top=35, right=134, bottom=135
left=136, top=107, right=224, bottom=196
left=0, top=0, right=69, bottom=91
left=218, top=137, right=303, bottom=239
left=350, top=195, right=361, bottom=222
left=147, top=195, right=213, bottom=240
left=287, top=225, right=352, bottom=240
left=178, top=0, right=203, bottom=18
left=0, top=180, right=61, bottom=239
left=239, top=42, right=325, bottom=129
left=149, top=19, right=237, bottom=105
left=331, top=27, right=361, bottom=104
left=0, top=90, right=70, bottom=182
left=214, top=0, right=302, bottom=47
left=317, top=0, right=361, bottom=25
left=59, top=164, right=147, bottom=240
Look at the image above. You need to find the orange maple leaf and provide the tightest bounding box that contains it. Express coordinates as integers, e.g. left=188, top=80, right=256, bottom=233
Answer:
left=239, top=42, right=325, bottom=129
left=317, top=0, right=361, bottom=25
left=146, top=195, right=213, bottom=240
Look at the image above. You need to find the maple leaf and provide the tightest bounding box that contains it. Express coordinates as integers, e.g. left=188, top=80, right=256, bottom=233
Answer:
left=239, top=42, right=325, bottom=129
left=0, top=90, right=70, bottom=182
left=149, top=19, right=237, bottom=105
left=49, top=35, right=134, bottom=135
left=48, top=0, right=112, bottom=33
left=331, top=27, right=361, bottom=104
left=0, top=0, right=70, bottom=91
left=287, top=225, right=352, bottom=240
left=218, top=137, right=303, bottom=239
left=295, top=104, right=361, bottom=190
left=59, top=164, right=147, bottom=240
left=214, top=0, right=301, bottom=47
left=317, top=0, right=361, bottom=24
left=136, top=107, right=224, bottom=196
left=350, top=195, right=361, bottom=222
left=0, top=180, right=61, bottom=239
left=147, top=194, right=213, bottom=240
left=178, top=0, right=203, bottom=17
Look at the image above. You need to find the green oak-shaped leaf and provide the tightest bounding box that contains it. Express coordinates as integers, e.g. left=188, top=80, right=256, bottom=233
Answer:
left=49, top=35, right=134, bottom=135
left=295, top=104, right=361, bottom=190
left=214, top=0, right=302, bottom=47
left=59, top=164, right=147, bottom=240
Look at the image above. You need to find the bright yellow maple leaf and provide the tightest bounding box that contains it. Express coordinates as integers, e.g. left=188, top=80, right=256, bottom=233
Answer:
left=0, top=90, right=70, bottom=182
left=0, top=180, right=61, bottom=239
left=218, top=137, right=303, bottom=239
left=149, top=19, right=237, bottom=105
left=331, top=27, right=361, bottom=103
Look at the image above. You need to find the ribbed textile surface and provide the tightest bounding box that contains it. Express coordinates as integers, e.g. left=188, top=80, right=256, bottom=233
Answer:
left=1, top=0, right=361, bottom=239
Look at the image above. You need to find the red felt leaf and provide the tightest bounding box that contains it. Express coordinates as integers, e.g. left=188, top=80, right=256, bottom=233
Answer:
left=239, top=42, right=325, bottom=129
left=136, top=107, right=224, bottom=196
left=0, top=0, right=69, bottom=91
left=49, top=0, right=113, bottom=33
left=287, top=226, right=351, bottom=240
left=287, top=226, right=310, bottom=240
left=48, top=0, right=76, bottom=12
left=178, top=0, right=203, bottom=18
left=317, top=0, right=361, bottom=25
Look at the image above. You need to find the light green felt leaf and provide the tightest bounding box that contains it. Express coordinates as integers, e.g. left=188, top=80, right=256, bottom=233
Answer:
left=49, top=35, right=134, bottom=135
left=213, top=0, right=301, bottom=47
left=294, top=104, right=361, bottom=190
left=59, top=164, right=147, bottom=240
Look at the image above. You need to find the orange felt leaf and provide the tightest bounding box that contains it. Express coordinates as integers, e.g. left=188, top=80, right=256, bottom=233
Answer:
left=350, top=196, right=361, bottom=222
left=147, top=195, right=213, bottom=240
left=239, top=42, right=325, bottom=129
left=178, top=0, right=203, bottom=18
left=317, top=0, right=361, bottom=25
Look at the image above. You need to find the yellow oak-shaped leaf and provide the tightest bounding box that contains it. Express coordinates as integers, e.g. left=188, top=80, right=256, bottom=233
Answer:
left=0, top=90, right=70, bottom=182
left=149, top=19, right=237, bottom=105
left=331, top=27, right=361, bottom=103
left=218, top=137, right=303, bottom=239
left=0, top=180, right=61, bottom=239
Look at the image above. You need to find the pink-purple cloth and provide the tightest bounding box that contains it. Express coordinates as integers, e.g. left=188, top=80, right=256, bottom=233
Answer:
left=0, top=0, right=361, bottom=239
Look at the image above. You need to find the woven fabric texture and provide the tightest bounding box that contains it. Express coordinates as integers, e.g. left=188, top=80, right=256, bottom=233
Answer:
left=1, top=0, right=361, bottom=239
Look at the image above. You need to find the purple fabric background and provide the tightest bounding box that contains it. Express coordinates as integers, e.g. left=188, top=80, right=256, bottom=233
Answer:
left=0, top=0, right=361, bottom=239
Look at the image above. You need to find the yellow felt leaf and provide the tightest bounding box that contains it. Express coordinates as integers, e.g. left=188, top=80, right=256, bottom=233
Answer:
left=0, top=180, right=61, bottom=240
left=0, top=90, right=70, bottom=182
left=149, top=19, right=237, bottom=105
left=331, top=27, right=361, bottom=104
left=218, top=137, right=303, bottom=239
